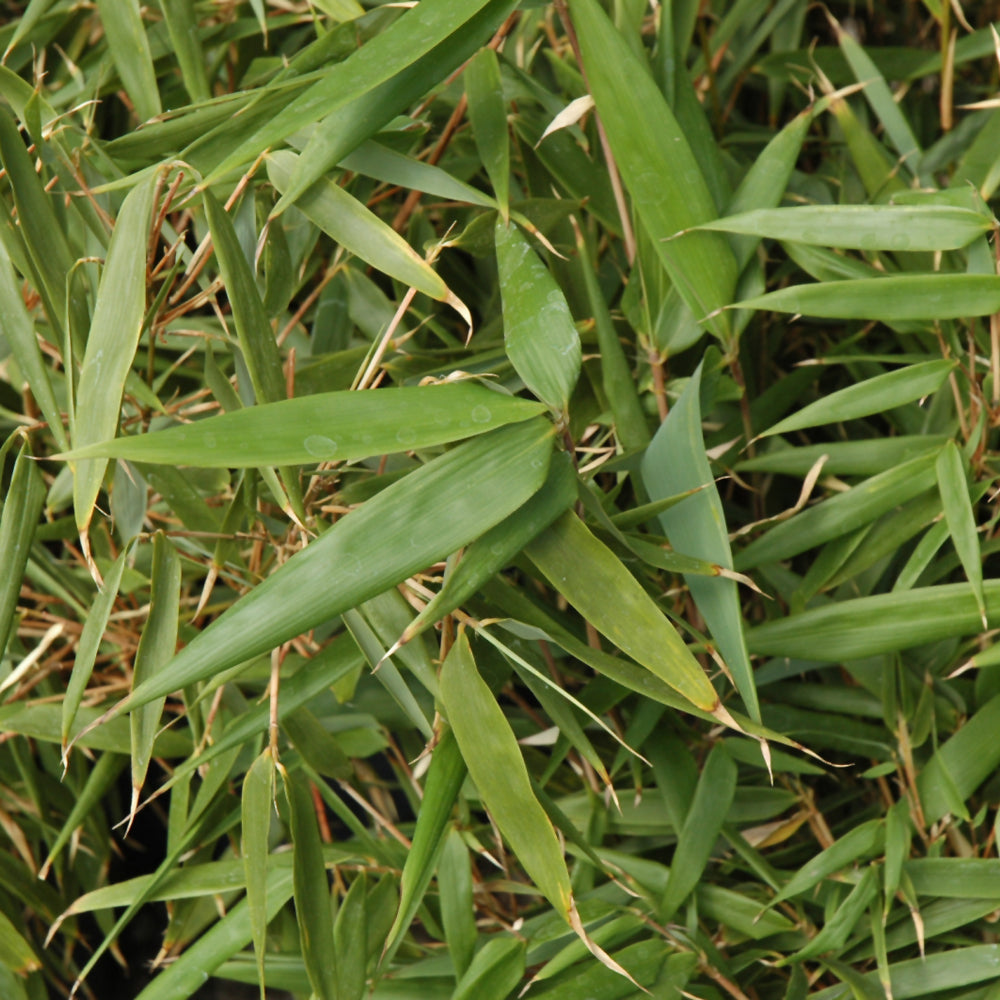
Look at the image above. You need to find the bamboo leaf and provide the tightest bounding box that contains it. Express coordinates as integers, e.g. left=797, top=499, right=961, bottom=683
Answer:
left=95, top=418, right=555, bottom=720
left=242, top=749, right=276, bottom=998
left=333, top=874, right=368, bottom=1000
left=661, top=743, right=737, bottom=920
left=95, top=0, right=162, bottom=122
left=747, top=582, right=1000, bottom=661
left=202, top=190, right=287, bottom=410
left=59, top=383, right=544, bottom=467
left=761, top=359, right=956, bottom=438
left=734, top=450, right=940, bottom=570
left=496, top=218, right=581, bottom=414
left=569, top=0, right=738, bottom=342
left=525, top=512, right=719, bottom=712
left=441, top=632, right=573, bottom=919
left=453, top=936, right=525, bottom=1000
left=267, top=150, right=463, bottom=312
left=0, top=441, right=44, bottom=661
left=466, top=48, right=510, bottom=218
left=439, top=828, right=477, bottom=980
left=695, top=204, right=991, bottom=252
left=936, top=440, right=986, bottom=627
left=285, top=769, right=337, bottom=1000
left=384, top=727, right=467, bottom=961
left=733, top=274, right=1000, bottom=321
left=642, top=361, right=759, bottom=720
left=129, top=533, right=182, bottom=821
left=0, top=240, right=68, bottom=452
left=71, top=173, right=156, bottom=536
left=398, top=451, right=576, bottom=650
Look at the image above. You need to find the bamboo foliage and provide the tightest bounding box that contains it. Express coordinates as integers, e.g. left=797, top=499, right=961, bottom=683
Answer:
left=0, top=2, right=998, bottom=998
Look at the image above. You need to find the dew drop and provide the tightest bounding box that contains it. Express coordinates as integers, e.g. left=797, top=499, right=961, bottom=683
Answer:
left=304, top=434, right=338, bottom=459
left=470, top=404, right=492, bottom=424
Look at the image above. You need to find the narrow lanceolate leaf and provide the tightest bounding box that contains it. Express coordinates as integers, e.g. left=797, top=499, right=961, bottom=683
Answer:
left=0, top=240, right=68, bottom=451
left=734, top=450, right=940, bottom=570
left=770, top=819, right=884, bottom=908
left=129, top=534, right=182, bottom=821
left=285, top=769, right=337, bottom=1000
left=95, top=0, right=161, bottom=122
left=465, top=48, right=510, bottom=217
left=661, top=744, right=737, bottom=920
left=569, top=0, right=738, bottom=341
left=0, top=909, right=39, bottom=975
left=384, top=727, right=467, bottom=962
left=694, top=205, right=991, bottom=252
left=58, top=383, right=544, bottom=467
left=208, top=0, right=515, bottom=194
left=733, top=274, right=1000, bottom=321
left=747, top=582, right=1000, bottom=661
left=242, top=749, right=276, bottom=999
left=202, top=191, right=287, bottom=409
left=0, top=442, right=44, bottom=660
left=525, top=512, right=718, bottom=712
left=936, top=440, right=986, bottom=627
left=71, top=174, right=156, bottom=535
left=159, top=0, right=211, bottom=103
left=399, top=452, right=577, bottom=648
left=333, top=875, right=368, bottom=1000
left=440, top=633, right=573, bottom=920
left=642, top=363, right=758, bottom=720
left=267, top=151, right=465, bottom=314
left=0, top=108, right=78, bottom=338
left=100, top=418, right=555, bottom=719
left=496, top=219, right=581, bottom=414
left=453, top=936, right=525, bottom=1000
left=723, top=107, right=814, bottom=269
left=761, top=360, right=956, bottom=438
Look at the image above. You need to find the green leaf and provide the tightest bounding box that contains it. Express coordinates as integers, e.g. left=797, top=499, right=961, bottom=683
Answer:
left=525, top=512, right=719, bottom=712
left=242, top=748, right=276, bottom=998
left=734, top=450, right=940, bottom=570
left=761, top=359, right=956, bottom=438
left=453, top=936, right=525, bottom=1000
left=95, top=0, right=162, bottom=122
left=748, top=582, right=1000, bottom=661
left=642, top=361, right=759, bottom=720
left=696, top=204, right=991, bottom=252
left=440, top=633, right=573, bottom=919
left=129, top=533, right=182, bottom=813
left=770, top=819, right=884, bottom=908
left=660, top=743, right=737, bottom=920
left=59, top=383, right=544, bottom=467
left=439, top=828, right=477, bottom=980
left=100, top=417, right=555, bottom=719
left=466, top=48, right=510, bottom=217
left=207, top=0, right=516, bottom=200
left=398, top=452, right=577, bottom=650
left=0, top=239, right=67, bottom=452
left=202, top=190, right=287, bottom=410
left=385, top=726, right=467, bottom=961
left=333, top=874, right=368, bottom=1000
left=0, top=907, right=39, bottom=975
left=267, top=150, right=463, bottom=312
left=785, top=865, right=879, bottom=963
left=917, top=693, right=1000, bottom=825
left=159, top=0, right=211, bottom=103
left=0, top=441, right=44, bottom=661
left=71, top=173, right=157, bottom=535
left=936, top=439, right=986, bottom=627
left=496, top=219, right=581, bottom=414
left=733, top=274, right=1000, bottom=321
left=569, top=0, right=738, bottom=342
left=285, top=769, right=337, bottom=1000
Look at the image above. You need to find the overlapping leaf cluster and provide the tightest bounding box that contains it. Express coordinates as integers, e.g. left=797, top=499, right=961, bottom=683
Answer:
left=0, top=2, right=999, bottom=998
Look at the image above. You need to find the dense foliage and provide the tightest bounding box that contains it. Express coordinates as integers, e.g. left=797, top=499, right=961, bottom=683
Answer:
left=1, top=1, right=1000, bottom=998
